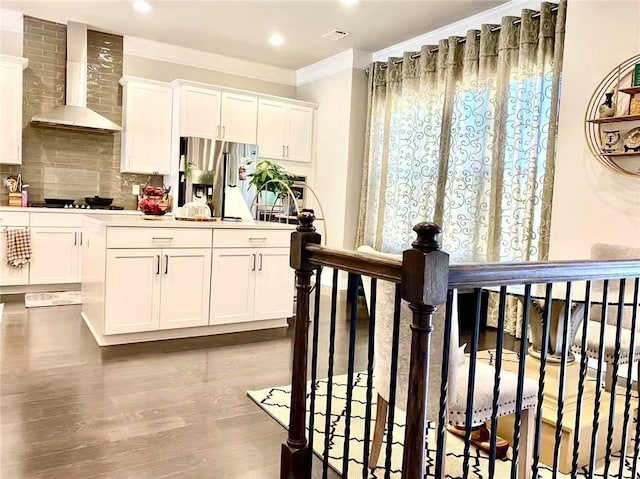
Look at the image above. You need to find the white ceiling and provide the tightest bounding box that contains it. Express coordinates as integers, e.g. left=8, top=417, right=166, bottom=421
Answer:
left=3, top=0, right=506, bottom=70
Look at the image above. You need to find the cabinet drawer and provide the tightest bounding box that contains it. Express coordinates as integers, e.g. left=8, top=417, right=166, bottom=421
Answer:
left=0, top=210, right=29, bottom=226
left=30, top=212, right=83, bottom=228
left=213, top=229, right=291, bottom=248
left=107, top=227, right=212, bottom=249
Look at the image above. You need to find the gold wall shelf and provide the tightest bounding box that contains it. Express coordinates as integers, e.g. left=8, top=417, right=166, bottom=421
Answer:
left=584, top=54, right=640, bottom=177
left=587, top=114, right=640, bottom=124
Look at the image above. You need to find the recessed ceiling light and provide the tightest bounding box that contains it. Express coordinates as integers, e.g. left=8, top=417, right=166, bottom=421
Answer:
left=341, top=0, right=358, bottom=5
left=269, top=34, right=284, bottom=47
left=132, top=0, right=151, bottom=13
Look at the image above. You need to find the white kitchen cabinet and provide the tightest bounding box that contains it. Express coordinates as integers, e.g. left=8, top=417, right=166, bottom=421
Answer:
left=120, top=77, right=173, bottom=175
left=257, top=99, right=314, bottom=163
left=210, top=246, right=293, bottom=325
left=29, top=228, right=81, bottom=284
left=256, top=100, right=287, bottom=160
left=0, top=228, right=30, bottom=286
left=179, top=86, right=220, bottom=138
left=210, top=248, right=255, bottom=325
left=105, top=247, right=211, bottom=334
left=0, top=56, right=28, bottom=165
left=253, top=248, right=294, bottom=320
left=220, top=92, right=257, bottom=144
left=159, top=248, right=211, bottom=329
left=105, top=249, right=161, bottom=334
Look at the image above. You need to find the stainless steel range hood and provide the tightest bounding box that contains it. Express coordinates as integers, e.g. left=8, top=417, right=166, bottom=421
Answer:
left=31, top=22, right=122, bottom=133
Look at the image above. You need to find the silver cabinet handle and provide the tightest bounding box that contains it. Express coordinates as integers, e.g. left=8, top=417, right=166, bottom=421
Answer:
left=79, top=232, right=83, bottom=246
left=282, top=145, right=285, bottom=158
left=258, top=253, right=263, bottom=271
left=217, top=125, right=220, bottom=138
left=249, top=237, right=267, bottom=241
left=164, top=255, right=169, bottom=274
left=286, top=145, right=289, bottom=158
left=152, top=237, right=174, bottom=241
left=251, top=253, right=256, bottom=271
left=156, top=255, right=160, bottom=275
left=74, top=232, right=77, bottom=246
left=222, top=126, right=226, bottom=138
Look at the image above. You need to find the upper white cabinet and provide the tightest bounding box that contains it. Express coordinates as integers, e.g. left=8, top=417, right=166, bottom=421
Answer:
left=257, top=99, right=314, bottom=163
left=220, top=92, right=258, bottom=144
left=179, top=85, right=220, bottom=138
left=120, top=77, right=173, bottom=175
left=0, top=56, right=28, bottom=165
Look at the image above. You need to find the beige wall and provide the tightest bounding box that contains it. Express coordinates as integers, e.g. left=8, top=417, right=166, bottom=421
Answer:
left=297, top=69, right=360, bottom=250
left=0, top=30, right=22, bottom=56
left=124, top=55, right=296, bottom=98
left=549, top=0, right=640, bottom=259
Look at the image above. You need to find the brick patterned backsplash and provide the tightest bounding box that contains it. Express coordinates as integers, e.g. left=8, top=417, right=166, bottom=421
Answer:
left=0, top=16, right=150, bottom=209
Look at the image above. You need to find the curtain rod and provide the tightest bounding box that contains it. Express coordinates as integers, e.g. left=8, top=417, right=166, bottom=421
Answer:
left=377, top=4, right=559, bottom=70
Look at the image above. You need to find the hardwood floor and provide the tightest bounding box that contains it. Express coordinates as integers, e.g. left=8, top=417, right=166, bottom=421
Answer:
left=0, top=289, right=506, bottom=478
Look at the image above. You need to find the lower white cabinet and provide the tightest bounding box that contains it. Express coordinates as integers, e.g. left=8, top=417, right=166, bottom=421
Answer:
left=104, top=247, right=211, bottom=335
left=29, top=227, right=81, bottom=284
left=0, top=227, right=30, bottom=286
left=210, top=247, right=293, bottom=325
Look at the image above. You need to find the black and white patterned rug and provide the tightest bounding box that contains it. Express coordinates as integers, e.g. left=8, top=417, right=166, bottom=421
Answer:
left=247, top=372, right=639, bottom=478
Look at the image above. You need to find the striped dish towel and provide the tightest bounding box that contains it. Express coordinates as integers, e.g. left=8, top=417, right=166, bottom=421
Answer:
left=6, top=228, right=31, bottom=267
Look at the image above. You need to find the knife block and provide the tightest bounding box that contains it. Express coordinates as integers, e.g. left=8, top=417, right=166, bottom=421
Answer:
left=8, top=193, right=21, bottom=207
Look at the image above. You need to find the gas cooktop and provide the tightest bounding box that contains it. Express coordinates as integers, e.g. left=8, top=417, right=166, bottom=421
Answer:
left=33, top=203, right=124, bottom=210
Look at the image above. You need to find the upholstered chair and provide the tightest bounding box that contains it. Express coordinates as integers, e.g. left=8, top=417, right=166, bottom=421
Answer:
left=357, top=245, right=538, bottom=479
left=572, top=243, right=640, bottom=392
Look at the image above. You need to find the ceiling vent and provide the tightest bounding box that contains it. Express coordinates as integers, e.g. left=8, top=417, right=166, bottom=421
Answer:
left=322, top=29, right=350, bottom=41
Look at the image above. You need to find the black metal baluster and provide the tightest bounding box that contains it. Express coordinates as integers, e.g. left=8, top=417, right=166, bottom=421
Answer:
left=384, top=284, right=402, bottom=479
left=552, top=282, right=573, bottom=479
left=618, top=277, right=639, bottom=479
left=307, top=266, right=323, bottom=475
left=588, top=281, right=610, bottom=477
left=532, top=283, right=554, bottom=477
left=510, top=284, right=532, bottom=479
left=434, top=289, right=454, bottom=479
left=342, top=273, right=359, bottom=476
left=603, top=279, right=627, bottom=478
left=489, top=286, right=507, bottom=478
left=571, top=281, right=593, bottom=479
left=462, top=288, right=483, bottom=479
left=362, top=278, right=377, bottom=479
left=322, top=268, right=339, bottom=478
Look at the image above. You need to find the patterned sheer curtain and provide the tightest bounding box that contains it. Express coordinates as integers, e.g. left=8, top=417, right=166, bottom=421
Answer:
left=356, top=1, right=566, bottom=337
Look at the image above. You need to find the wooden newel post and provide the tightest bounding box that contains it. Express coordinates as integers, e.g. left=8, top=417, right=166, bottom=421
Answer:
left=400, top=222, right=449, bottom=478
left=281, top=209, right=321, bottom=479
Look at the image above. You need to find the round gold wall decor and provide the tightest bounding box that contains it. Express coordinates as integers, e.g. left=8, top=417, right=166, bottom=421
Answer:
left=584, top=54, right=640, bottom=178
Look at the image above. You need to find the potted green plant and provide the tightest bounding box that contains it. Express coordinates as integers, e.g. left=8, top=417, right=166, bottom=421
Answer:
left=249, top=160, right=296, bottom=204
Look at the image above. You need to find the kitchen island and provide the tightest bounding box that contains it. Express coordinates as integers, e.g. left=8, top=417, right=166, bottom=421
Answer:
left=81, top=215, right=296, bottom=345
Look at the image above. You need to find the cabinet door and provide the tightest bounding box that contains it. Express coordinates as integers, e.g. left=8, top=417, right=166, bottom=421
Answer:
left=0, top=62, right=23, bottom=165
left=0, top=229, right=29, bottom=286
left=29, top=228, right=79, bottom=284
left=286, top=105, right=314, bottom=163
left=257, top=99, right=287, bottom=160
left=105, top=249, right=161, bottom=334
left=122, top=81, right=173, bottom=174
left=180, top=86, right=221, bottom=138
left=253, top=247, right=294, bottom=321
left=210, top=248, right=255, bottom=325
left=159, top=248, right=211, bottom=330
left=220, top=92, right=258, bottom=144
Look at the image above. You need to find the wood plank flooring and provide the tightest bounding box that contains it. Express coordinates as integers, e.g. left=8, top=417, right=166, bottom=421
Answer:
left=0, top=289, right=503, bottom=478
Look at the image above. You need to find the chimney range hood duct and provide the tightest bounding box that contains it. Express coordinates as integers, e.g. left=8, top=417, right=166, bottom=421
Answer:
left=30, top=22, right=122, bottom=133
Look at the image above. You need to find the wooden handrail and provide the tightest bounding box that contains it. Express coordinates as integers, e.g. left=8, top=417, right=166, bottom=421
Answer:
left=304, top=244, right=640, bottom=288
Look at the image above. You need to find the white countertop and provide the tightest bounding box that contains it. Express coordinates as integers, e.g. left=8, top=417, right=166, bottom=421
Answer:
left=84, top=215, right=297, bottom=229
left=0, top=206, right=143, bottom=215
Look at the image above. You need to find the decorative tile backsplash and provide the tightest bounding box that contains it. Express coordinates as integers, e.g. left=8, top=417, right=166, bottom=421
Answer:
left=0, top=16, right=149, bottom=208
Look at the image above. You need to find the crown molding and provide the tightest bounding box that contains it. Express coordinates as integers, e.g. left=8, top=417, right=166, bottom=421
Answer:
left=372, top=0, right=544, bottom=61
left=296, top=49, right=372, bottom=86
left=0, top=54, right=28, bottom=68
left=124, top=36, right=297, bottom=86
left=0, top=8, right=23, bottom=33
